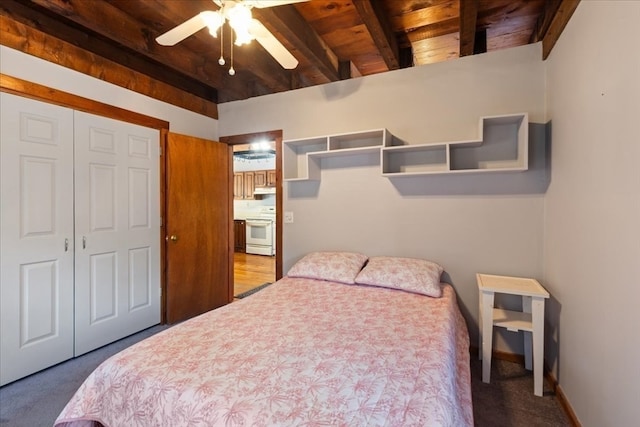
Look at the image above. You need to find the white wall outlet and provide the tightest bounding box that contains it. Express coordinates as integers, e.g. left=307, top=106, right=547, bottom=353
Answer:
left=284, top=211, right=294, bottom=223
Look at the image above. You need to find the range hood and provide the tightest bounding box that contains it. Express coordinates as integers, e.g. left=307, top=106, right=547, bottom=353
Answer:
left=233, top=149, right=275, bottom=161
left=253, top=186, right=276, bottom=195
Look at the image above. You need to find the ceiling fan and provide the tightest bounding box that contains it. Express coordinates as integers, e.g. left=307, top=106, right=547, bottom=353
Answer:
left=156, top=0, right=307, bottom=75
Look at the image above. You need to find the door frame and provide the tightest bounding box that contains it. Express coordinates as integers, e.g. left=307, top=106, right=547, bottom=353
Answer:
left=220, top=130, right=283, bottom=300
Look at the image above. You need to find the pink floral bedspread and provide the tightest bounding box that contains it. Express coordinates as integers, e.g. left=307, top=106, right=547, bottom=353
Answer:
left=55, top=277, right=473, bottom=427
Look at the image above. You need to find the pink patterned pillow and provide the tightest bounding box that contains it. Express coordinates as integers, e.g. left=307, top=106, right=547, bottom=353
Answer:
left=287, top=251, right=368, bottom=284
left=354, top=256, right=444, bottom=297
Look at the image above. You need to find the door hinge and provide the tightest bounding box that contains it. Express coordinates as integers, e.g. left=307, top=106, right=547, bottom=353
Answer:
left=159, top=146, right=163, bottom=156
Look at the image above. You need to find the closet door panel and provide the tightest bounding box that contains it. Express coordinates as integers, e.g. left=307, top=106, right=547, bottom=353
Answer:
left=0, top=93, right=74, bottom=386
left=73, top=111, right=160, bottom=356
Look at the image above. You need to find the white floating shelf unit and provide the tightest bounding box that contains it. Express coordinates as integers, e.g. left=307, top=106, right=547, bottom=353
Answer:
left=282, top=114, right=528, bottom=181
left=283, top=129, right=393, bottom=181
left=381, top=113, right=528, bottom=177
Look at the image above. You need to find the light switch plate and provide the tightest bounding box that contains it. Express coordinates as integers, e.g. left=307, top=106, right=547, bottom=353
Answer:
left=284, top=211, right=294, bottom=223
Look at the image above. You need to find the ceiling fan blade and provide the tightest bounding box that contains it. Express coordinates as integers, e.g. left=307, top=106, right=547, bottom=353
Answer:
left=249, top=19, right=298, bottom=69
left=245, top=0, right=309, bottom=8
left=156, top=12, right=212, bottom=46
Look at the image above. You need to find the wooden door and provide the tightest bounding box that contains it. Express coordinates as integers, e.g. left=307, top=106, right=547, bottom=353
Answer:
left=73, top=111, right=161, bottom=356
left=0, top=93, right=75, bottom=386
left=166, top=132, right=231, bottom=324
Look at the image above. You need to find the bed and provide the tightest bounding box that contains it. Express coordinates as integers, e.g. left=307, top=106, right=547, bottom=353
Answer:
left=55, top=252, right=473, bottom=427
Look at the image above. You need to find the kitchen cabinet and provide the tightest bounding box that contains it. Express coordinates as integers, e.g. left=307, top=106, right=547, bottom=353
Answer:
left=233, top=173, right=244, bottom=199
left=234, top=220, right=246, bottom=252
left=253, top=170, right=276, bottom=188
left=267, top=170, right=276, bottom=186
left=243, top=171, right=255, bottom=199
left=234, top=170, right=276, bottom=199
left=254, top=170, right=267, bottom=187
left=234, top=171, right=255, bottom=200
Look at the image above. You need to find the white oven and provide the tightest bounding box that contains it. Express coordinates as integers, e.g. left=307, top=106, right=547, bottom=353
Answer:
left=246, top=218, right=274, bottom=256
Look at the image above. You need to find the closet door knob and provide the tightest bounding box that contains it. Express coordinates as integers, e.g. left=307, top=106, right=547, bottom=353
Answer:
left=169, top=235, right=178, bottom=243
left=64, top=238, right=69, bottom=252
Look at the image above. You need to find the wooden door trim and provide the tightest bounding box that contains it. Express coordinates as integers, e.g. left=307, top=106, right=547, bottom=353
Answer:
left=2, top=74, right=171, bottom=323
left=220, top=130, right=284, bottom=295
left=0, top=74, right=170, bottom=130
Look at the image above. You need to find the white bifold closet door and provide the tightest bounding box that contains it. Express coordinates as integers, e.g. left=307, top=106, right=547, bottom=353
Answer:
left=0, top=93, right=75, bottom=386
left=73, top=111, right=161, bottom=356
left=0, top=93, right=161, bottom=385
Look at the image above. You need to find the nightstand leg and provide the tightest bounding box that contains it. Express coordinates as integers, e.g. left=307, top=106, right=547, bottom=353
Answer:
left=532, top=297, right=545, bottom=396
left=481, top=291, right=495, bottom=384
left=523, top=296, right=533, bottom=371
left=478, top=291, right=483, bottom=360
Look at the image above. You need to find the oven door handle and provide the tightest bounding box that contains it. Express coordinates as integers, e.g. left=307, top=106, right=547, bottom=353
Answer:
left=246, top=220, right=270, bottom=227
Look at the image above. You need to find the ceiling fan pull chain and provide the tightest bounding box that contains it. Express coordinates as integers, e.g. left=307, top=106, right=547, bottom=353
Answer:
left=229, top=28, right=236, bottom=76
left=218, top=21, right=225, bottom=66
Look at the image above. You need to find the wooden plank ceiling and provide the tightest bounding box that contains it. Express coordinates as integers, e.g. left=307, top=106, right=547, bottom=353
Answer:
left=0, top=0, right=579, bottom=118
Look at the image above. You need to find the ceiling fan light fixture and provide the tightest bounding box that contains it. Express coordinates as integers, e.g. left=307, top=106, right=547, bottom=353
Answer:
left=201, top=11, right=224, bottom=37
left=233, top=31, right=253, bottom=46
left=156, top=0, right=303, bottom=74
left=227, top=4, right=254, bottom=46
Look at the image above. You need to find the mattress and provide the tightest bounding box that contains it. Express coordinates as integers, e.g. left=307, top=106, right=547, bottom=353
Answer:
left=55, top=276, right=473, bottom=426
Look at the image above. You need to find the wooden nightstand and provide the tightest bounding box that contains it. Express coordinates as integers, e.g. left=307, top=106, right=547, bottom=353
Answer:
left=477, top=273, right=550, bottom=396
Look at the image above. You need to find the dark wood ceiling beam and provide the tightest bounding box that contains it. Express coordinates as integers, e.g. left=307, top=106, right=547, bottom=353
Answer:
left=2, top=0, right=249, bottom=102
left=352, top=0, right=400, bottom=70
left=403, top=17, right=459, bottom=46
left=459, top=0, right=478, bottom=57
left=254, top=5, right=340, bottom=83
left=338, top=61, right=351, bottom=80
left=535, top=0, right=581, bottom=59
left=0, top=14, right=219, bottom=118
left=530, top=0, right=563, bottom=43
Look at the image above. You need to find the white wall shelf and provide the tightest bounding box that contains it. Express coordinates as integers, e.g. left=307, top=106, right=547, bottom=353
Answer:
left=283, top=129, right=392, bottom=181
left=382, top=113, right=528, bottom=177
left=283, top=114, right=528, bottom=181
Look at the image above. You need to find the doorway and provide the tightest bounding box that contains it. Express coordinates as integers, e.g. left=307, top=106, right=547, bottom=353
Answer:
left=221, top=131, right=283, bottom=298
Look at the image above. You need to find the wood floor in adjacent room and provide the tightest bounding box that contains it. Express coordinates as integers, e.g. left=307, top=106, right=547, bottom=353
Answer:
left=233, top=252, right=275, bottom=297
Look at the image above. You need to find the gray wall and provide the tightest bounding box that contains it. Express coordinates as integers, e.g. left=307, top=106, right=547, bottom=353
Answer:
left=220, top=44, right=547, bottom=351
left=544, top=2, right=640, bottom=425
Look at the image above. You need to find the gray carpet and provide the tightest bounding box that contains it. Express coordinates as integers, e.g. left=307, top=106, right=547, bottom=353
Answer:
left=1, top=325, right=571, bottom=427
left=471, top=356, right=571, bottom=426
